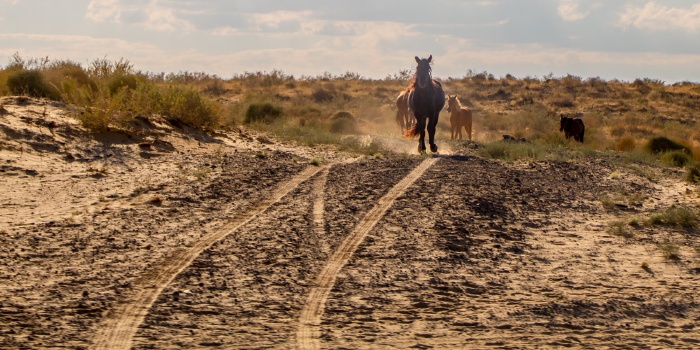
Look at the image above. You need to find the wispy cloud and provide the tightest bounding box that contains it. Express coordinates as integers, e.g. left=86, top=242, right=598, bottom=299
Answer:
left=618, top=1, right=700, bottom=31
left=85, top=0, right=195, bottom=31
left=557, top=0, right=596, bottom=21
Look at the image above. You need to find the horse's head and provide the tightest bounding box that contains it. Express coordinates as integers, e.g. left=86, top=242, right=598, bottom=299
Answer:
left=446, top=94, right=458, bottom=112
left=559, top=114, right=566, bottom=131
left=414, top=55, right=433, bottom=89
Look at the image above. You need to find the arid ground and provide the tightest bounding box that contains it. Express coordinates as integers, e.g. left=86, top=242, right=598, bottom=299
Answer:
left=2, top=96, right=700, bottom=349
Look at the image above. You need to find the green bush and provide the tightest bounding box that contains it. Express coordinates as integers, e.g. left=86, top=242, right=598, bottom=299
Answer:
left=660, top=150, right=692, bottom=167
left=158, top=86, right=222, bottom=130
left=686, top=163, right=700, bottom=183
left=6, top=69, right=58, bottom=99
left=244, top=102, right=283, bottom=124
left=645, top=136, right=692, bottom=155
left=649, top=206, right=698, bottom=228
left=107, top=74, right=141, bottom=95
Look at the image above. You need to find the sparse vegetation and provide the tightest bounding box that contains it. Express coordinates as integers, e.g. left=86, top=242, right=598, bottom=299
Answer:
left=608, top=220, right=635, bottom=238
left=686, top=163, right=700, bottom=184
left=660, top=150, right=692, bottom=168
left=244, top=102, right=283, bottom=124
left=645, top=136, right=692, bottom=156
left=648, top=206, right=698, bottom=228
left=3, top=54, right=700, bottom=160
left=657, top=241, right=681, bottom=261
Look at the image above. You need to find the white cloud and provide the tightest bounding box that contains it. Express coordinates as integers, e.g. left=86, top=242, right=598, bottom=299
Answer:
left=557, top=0, right=594, bottom=21
left=618, top=1, right=700, bottom=31
left=85, top=0, right=195, bottom=32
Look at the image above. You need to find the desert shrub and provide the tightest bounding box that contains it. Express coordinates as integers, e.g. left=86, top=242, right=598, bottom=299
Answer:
left=660, top=150, right=691, bottom=168
left=657, top=241, right=681, bottom=260
left=616, top=137, right=636, bottom=152
left=43, top=60, right=98, bottom=95
left=6, top=69, right=58, bottom=99
left=312, top=86, right=334, bottom=103
left=608, top=221, right=634, bottom=238
left=551, top=98, right=575, bottom=108
left=158, top=86, right=222, bottom=130
left=329, top=111, right=358, bottom=134
left=649, top=206, right=698, bottom=228
left=686, top=163, right=700, bottom=183
left=644, top=136, right=692, bottom=155
left=203, top=78, right=227, bottom=95
left=244, top=102, right=283, bottom=124
left=88, top=57, right=134, bottom=79
left=107, top=74, right=140, bottom=95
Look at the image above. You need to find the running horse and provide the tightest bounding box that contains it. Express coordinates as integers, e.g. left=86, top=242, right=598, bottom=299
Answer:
left=403, top=55, right=445, bottom=153
left=446, top=94, right=473, bottom=140
left=395, top=89, right=414, bottom=130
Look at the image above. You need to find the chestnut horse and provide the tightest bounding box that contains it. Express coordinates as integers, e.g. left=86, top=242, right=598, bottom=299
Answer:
left=559, top=114, right=585, bottom=143
left=446, top=95, right=473, bottom=140
left=403, top=55, right=445, bottom=153
left=395, top=89, right=414, bottom=130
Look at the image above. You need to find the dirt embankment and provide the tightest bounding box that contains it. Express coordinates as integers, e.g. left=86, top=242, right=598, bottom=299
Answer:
left=2, top=97, right=700, bottom=349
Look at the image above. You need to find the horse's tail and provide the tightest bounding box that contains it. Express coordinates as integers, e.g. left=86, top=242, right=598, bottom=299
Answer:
left=403, top=124, right=419, bottom=139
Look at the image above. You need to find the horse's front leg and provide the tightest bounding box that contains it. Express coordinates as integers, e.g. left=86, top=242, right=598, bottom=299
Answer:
left=416, top=116, right=427, bottom=154
left=427, top=113, right=438, bottom=153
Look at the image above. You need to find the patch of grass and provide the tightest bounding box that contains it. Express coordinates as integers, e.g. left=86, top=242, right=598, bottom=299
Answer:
left=616, top=137, right=636, bottom=152
left=686, top=163, right=700, bottom=184
left=657, top=241, right=681, bottom=261
left=599, top=195, right=618, bottom=211
left=191, top=166, right=212, bottom=179
left=660, top=150, right=691, bottom=168
left=608, top=220, right=635, bottom=238
left=648, top=205, right=698, bottom=228
left=621, top=149, right=659, bottom=166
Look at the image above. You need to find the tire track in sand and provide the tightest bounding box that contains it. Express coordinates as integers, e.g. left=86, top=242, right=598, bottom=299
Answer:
left=91, top=165, right=329, bottom=350
left=296, top=157, right=438, bottom=350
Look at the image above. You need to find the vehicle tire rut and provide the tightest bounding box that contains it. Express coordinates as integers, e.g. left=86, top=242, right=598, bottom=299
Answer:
left=90, top=164, right=328, bottom=350
left=296, top=157, right=438, bottom=350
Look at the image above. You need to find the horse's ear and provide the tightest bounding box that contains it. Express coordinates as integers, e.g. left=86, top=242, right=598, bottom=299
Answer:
left=428, top=55, right=433, bottom=63
left=415, top=56, right=420, bottom=63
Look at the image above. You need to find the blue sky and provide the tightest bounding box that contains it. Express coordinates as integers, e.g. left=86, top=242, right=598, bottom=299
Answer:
left=1, top=0, right=699, bottom=83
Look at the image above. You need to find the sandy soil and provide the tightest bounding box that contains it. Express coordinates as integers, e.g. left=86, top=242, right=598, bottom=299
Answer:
left=1, top=96, right=700, bottom=349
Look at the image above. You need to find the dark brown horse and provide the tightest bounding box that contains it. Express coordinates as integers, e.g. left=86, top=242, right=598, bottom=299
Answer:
left=403, top=55, right=445, bottom=153
left=559, top=114, right=585, bottom=142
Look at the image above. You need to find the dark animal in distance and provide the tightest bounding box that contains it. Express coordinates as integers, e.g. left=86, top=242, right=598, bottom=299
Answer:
left=446, top=94, right=473, bottom=140
left=403, top=55, right=445, bottom=153
left=559, top=114, right=585, bottom=143
left=395, top=89, right=415, bottom=130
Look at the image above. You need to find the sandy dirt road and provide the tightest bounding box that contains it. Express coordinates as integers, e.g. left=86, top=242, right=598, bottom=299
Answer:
left=2, top=97, right=700, bottom=349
